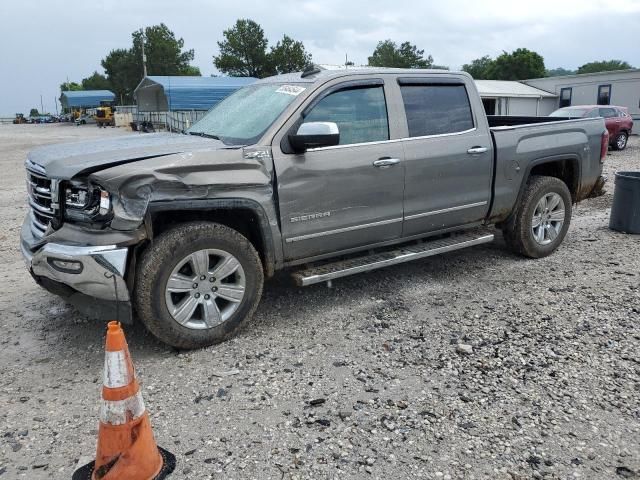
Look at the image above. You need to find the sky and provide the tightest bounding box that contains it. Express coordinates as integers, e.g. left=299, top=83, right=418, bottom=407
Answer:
left=1, top=0, right=640, bottom=116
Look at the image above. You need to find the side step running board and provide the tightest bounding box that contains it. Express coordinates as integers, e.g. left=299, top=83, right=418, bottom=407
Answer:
left=292, top=227, right=495, bottom=286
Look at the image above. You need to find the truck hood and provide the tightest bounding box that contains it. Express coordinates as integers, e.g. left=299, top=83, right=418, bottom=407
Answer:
left=27, top=132, right=225, bottom=179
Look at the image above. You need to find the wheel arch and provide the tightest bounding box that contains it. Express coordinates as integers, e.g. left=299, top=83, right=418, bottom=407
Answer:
left=145, top=199, right=279, bottom=277
left=496, top=155, right=581, bottom=228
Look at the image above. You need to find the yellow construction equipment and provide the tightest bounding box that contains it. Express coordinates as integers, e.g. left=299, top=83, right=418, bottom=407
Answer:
left=95, top=101, right=115, bottom=127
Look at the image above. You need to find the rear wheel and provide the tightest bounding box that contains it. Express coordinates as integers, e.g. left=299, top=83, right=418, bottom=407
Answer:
left=135, top=222, right=264, bottom=349
left=502, top=175, right=572, bottom=258
left=612, top=132, right=628, bottom=151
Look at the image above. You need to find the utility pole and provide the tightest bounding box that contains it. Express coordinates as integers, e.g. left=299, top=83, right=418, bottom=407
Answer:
left=40, top=94, right=44, bottom=115
left=140, top=28, right=148, bottom=77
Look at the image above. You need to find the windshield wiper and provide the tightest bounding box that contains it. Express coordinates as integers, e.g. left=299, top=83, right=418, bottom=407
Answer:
left=188, top=131, right=221, bottom=140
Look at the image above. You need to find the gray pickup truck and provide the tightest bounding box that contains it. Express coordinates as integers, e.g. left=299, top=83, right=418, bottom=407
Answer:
left=21, top=67, right=607, bottom=348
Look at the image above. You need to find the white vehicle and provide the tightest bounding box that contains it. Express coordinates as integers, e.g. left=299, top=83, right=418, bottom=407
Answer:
left=75, top=114, right=96, bottom=126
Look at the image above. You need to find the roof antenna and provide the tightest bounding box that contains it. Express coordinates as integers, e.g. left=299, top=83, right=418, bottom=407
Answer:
left=301, top=64, right=322, bottom=78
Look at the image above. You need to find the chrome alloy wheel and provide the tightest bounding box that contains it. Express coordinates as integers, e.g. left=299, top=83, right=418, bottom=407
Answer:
left=164, top=249, right=246, bottom=330
left=531, top=192, right=565, bottom=245
left=617, top=134, right=627, bottom=150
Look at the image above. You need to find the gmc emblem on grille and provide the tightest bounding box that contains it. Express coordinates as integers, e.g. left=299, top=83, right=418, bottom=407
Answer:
left=290, top=211, right=331, bottom=223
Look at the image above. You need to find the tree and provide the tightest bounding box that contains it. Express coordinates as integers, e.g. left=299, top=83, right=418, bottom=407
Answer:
left=576, top=60, right=632, bottom=74
left=269, top=35, right=312, bottom=75
left=81, top=71, right=112, bottom=90
left=131, top=24, right=199, bottom=77
left=60, top=81, right=82, bottom=92
left=546, top=67, right=575, bottom=77
left=214, top=19, right=271, bottom=77
left=102, top=48, right=137, bottom=103
left=368, top=40, right=433, bottom=68
left=462, top=49, right=545, bottom=80
left=487, top=48, right=545, bottom=80
left=462, top=55, right=494, bottom=79
left=101, top=24, right=200, bottom=103
left=29, top=108, right=39, bottom=117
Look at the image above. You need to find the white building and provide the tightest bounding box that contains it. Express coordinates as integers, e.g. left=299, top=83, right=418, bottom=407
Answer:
left=524, top=69, right=640, bottom=120
left=474, top=80, right=558, bottom=116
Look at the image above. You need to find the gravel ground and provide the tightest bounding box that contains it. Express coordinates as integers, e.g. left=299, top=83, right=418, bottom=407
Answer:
left=0, top=124, right=638, bottom=480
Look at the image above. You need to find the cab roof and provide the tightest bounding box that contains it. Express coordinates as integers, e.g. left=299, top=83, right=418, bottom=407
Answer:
left=255, top=67, right=463, bottom=85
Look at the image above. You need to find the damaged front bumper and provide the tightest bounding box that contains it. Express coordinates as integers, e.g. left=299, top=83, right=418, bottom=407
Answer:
left=20, top=218, right=135, bottom=322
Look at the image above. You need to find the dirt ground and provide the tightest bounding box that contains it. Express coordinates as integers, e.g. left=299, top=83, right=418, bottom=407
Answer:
left=0, top=123, right=638, bottom=480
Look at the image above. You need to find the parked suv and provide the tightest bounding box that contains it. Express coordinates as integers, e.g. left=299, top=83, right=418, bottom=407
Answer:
left=550, top=105, right=633, bottom=150
left=21, top=67, right=607, bottom=349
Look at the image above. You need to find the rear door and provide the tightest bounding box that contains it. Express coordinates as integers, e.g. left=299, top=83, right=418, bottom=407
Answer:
left=272, top=78, right=405, bottom=261
left=396, top=77, right=493, bottom=237
left=599, top=107, right=619, bottom=137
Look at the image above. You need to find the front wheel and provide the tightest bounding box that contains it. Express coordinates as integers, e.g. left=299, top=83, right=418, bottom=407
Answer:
left=135, top=222, right=264, bottom=349
left=502, top=175, right=572, bottom=258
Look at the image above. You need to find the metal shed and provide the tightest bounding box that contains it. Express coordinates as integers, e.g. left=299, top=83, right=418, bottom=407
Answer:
left=60, top=90, right=115, bottom=109
left=474, top=80, right=558, bottom=116
left=134, top=76, right=257, bottom=112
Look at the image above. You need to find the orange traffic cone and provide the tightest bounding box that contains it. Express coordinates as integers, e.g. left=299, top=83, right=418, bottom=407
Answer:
left=73, top=321, right=175, bottom=480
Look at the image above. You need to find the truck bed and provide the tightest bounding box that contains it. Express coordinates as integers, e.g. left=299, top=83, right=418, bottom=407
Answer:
left=487, top=115, right=575, bottom=128
left=487, top=116, right=606, bottom=222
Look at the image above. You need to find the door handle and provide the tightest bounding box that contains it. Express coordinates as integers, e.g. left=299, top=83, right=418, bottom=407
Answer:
left=373, top=158, right=400, bottom=168
left=467, top=147, right=488, bottom=154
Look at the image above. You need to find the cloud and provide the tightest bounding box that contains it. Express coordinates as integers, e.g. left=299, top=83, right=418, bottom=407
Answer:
left=1, top=0, right=639, bottom=114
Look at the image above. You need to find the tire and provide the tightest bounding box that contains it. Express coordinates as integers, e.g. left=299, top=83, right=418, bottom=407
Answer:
left=135, top=222, right=264, bottom=349
left=612, top=132, right=628, bottom=151
left=502, top=175, right=572, bottom=258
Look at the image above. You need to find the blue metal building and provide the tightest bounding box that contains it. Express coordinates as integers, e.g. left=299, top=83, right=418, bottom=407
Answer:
left=60, top=90, right=116, bottom=109
left=134, top=76, right=257, bottom=112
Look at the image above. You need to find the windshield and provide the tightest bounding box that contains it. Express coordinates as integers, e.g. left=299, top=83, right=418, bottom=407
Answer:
left=187, top=83, right=307, bottom=145
left=550, top=107, right=590, bottom=118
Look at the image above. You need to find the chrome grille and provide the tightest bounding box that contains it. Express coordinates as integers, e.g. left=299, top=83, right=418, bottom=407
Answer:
left=26, top=162, right=58, bottom=238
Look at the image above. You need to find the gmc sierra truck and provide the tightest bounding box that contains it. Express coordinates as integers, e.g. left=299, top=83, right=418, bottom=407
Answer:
left=21, top=67, right=608, bottom=349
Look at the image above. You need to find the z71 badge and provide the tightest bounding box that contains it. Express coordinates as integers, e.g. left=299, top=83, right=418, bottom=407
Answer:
left=290, top=211, right=331, bottom=223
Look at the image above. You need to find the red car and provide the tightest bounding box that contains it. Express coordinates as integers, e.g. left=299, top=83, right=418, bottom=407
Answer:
left=550, top=105, right=633, bottom=150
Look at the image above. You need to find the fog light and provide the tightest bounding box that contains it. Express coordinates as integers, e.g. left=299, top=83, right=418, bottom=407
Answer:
left=48, top=258, right=83, bottom=274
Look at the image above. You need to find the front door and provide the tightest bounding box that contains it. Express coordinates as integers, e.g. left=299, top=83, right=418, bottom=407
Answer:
left=272, top=81, right=405, bottom=261
left=397, top=79, right=493, bottom=237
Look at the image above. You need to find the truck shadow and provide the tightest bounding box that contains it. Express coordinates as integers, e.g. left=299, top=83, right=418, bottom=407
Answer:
left=43, top=234, right=521, bottom=357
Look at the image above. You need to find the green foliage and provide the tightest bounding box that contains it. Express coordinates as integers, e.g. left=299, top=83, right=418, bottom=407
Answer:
left=269, top=35, right=312, bottom=75
left=214, top=19, right=271, bottom=77
left=213, top=19, right=312, bottom=78
left=131, top=24, right=198, bottom=76
left=101, top=24, right=199, bottom=103
left=102, top=48, right=137, bottom=103
left=489, top=48, right=545, bottom=80
left=29, top=108, right=39, bottom=117
left=576, top=60, right=632, bottom=74
left=60, top=81, right=83, bottom=92
left=462, top=49, right=545, bottom=80
left=462, top=56, right=494, bottom=79
left=368, top=40, right=433, bottom=68
left=81, top=72, right=112, bottom=90
left=546, top=67, right=576, bottom=77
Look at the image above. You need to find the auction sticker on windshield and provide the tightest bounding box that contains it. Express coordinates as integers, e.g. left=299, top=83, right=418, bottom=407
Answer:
left=276, top=85, right=306, bottom=96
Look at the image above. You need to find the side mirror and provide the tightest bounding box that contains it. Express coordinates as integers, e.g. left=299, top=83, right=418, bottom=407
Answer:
left=289, top=122, right=340, bottom=152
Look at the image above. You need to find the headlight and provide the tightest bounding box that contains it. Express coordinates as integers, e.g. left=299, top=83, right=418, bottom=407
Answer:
left=64, top=181, right=111, bottom=222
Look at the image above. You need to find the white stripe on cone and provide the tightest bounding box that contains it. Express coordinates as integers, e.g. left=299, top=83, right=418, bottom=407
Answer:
left=100, top=391, right=146, bottom=425
left=103, top=350, right=134, bottom=388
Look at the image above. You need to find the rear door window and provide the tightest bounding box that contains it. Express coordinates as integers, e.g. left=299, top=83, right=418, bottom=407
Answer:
left=304, top=86, right=389, bottom=145
left=399, top=84, right=474, bottom=137
left=599, top=107, right=617, bottom=118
